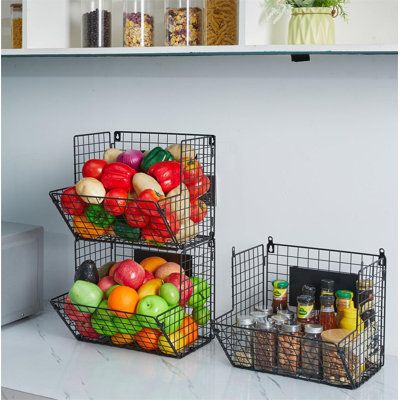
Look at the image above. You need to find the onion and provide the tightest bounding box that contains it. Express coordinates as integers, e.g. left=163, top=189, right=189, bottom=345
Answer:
left=117, top=149, right=143, bottom=170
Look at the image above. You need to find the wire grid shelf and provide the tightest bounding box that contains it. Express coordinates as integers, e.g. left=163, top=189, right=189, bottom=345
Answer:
left=213, top=236, right=386, bottom=389
left=49, top=131, right=216, bottom=248
left=51, top=238, right=215, bottom=358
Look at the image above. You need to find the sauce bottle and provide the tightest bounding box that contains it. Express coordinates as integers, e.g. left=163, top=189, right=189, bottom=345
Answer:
left=336, top=290, right=354, bottom=324
left=319, top=294, right=337, bottom=331
left=339, top=306, right=364, bottom=333
left=297, top=294, right=314, bottom=329
left=272, top=280, right=288, bottom=313
left=321, top=279, right=335, bottom=296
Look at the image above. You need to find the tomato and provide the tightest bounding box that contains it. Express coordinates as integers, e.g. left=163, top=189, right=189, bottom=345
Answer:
left=187, top=175, right=211, bottom=200
left=190, top=199, right=207, bottom=223
left=103, top=189, right=128, bottom=216
left=135, top=328, right=161, bottom=351
left=61, top=187, right=86, bottom=216
left=108, top=286, right=139, bottom=318
left=149, top=211, right=180, bottom=239
left=182, top=158, right=203, bottom=186
left=125, top=201, right=150, bottom=228
left=137, top=189, right=165, bottom=217
left=82, top=159, right=107, bottom=180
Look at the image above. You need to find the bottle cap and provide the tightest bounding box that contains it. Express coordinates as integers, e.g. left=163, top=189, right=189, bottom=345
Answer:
left=273, top=280, right=288, bottom=289
left=321, top=279, right=335, bottom=293
left=236, top=315, right=254, bottom=327
left=270, top=314, right=286, bottom=326
left=304, top=324, right=323, bottom=334
left=336, top=290, right=353, bottom=299
left=320, top=294, right=335, bottom=307
left=302, top=284, right=316, bottom=297
left=297, top=294, right=313, bottom=305
left=281, top=323, right=301, bottom=333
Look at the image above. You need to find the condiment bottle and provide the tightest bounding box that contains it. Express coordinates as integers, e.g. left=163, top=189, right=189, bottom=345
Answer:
left=339, top=307, right=364, bottom=333
left=272, top=280, right=288, bottom=313
left=297, top=294, right=314, bottom=329
left=321, top=279, right=335, bottom=295
left=302, top=284, right=316, bottom=298
left=336, top=290, right=354, bottom=324
left=254, top=320, right=277, bottom=371
left=301, top=324, right=323, bottom=379
left=319, top=294, right=337, bottom=331
left=233, top=315, right=255, bottom=367
left=278, top=323, right=301, bottom=375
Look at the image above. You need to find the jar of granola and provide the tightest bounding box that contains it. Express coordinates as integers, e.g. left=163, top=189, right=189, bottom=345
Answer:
left=278, top=323, right=301, bottom=375
left=165, top=0, right=203, bottom=46
left=10, top=3, right=22, bottom=49
left=123, top=0, right=154, bottom=47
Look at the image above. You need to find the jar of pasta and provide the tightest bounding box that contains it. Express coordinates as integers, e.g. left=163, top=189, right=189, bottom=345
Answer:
left=165, top=0, right=203, bottom=46
left=205, top=0, right=238, bottom=45
left=10, top=3, right=23, bottom=49
left=124, top=0, right=154, bottom=47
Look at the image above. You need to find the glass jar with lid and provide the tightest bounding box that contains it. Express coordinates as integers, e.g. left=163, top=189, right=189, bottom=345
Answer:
left=254, top=320, right=277, bottom=371
left=165, top=0, right=203, bottom=46
left=204, top=0, right=238, bottom=45
left=278, top=323, right=301, bottom=375
left=301, top=324, right=323, bottom=378
left=232, top=315, right=254, bottom=367
left=10, top=3, right=23, bottom=49
left=124, top=0, right=154, bottom=47
left=277, top=309, right=295, bottom=325
left=297, top=294, right=314, bottom=328
left=272, top=280, right=288, bottom=313
left=81, top=0, right=112, bottom=48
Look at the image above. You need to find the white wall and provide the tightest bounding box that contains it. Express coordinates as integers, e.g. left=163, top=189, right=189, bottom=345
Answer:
left=1, top=55, right=397, bottom=355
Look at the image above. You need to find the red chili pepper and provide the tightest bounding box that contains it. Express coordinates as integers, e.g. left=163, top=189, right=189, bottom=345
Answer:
left=148, top=161, right=181, bottom=194
left=186, top=175, right=211, bottom=200
left=141, top=227, right=168, bottom=244
left=125, top=201, right=150, bottom=228
left=61, top=187, right=86, bottom=216
left=149, top=211, right=180, bottom=239
left=137, top=189, right=165, bottom=217
left=100, top=162, right=136, bottom=192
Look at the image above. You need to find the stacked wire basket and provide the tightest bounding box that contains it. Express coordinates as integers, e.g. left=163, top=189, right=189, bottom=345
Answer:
left=213, top=237, right=386, bottom=389
left=50, top=131, right=216, bottom=358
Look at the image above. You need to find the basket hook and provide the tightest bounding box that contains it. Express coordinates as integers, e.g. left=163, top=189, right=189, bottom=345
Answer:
left=267, top=236, right=275, bottom=253
left=378, top=248, right=386, bottom=267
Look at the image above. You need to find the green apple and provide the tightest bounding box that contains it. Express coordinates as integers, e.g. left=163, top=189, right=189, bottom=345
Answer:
left=187, top=277, right=211, bottom=309
left=136, top=295, right=169, bottom=329
left=159, top=283, right=180, bottom=306
left=192, top=306, right=211, bottom=326
left=91, top=315, right=117, bottom=336
left=159, top=306, right=185, bottom=334
left=105, top=284, right=120, bottom=298
left=113, top=315, right=142, bottom=335
left=69, top=280, right=103, bottom=313
left=187, top=292, right=207, bottom=309
left=93, top=300, right=114, bottom=319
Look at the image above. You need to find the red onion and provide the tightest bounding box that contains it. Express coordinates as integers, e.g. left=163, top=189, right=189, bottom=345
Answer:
left=117, top=149, right=143, bottom=170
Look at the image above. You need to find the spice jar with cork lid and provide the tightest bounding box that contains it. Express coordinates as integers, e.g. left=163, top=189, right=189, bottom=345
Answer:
left=10, top=3, right=22, bottom=49
left=123, top=0, right=154, bottom=47
left=278, top=323, right=301, bottom=375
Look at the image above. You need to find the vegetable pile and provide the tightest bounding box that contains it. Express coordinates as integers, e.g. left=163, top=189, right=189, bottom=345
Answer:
left=65, top=256, right=211, bottom=354
left=60, top=144, right=210, bottom=244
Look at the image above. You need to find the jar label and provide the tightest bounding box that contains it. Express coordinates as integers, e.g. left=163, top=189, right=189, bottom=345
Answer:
left=273, top=288, right=287, bottom=300
left=297, top=305, right=313, bottom=319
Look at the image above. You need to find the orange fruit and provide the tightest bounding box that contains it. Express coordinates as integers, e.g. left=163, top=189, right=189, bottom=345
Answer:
left=135, top=328, right=161, bottom=351
left=73, top=215, right=107, bottom=239
left=140, top=257, right=167, bottom=273
left=108, top=286, right=139, bottom=318
left=111, top=332, right=135, bottom=345
left=179, top=315, right=198, bottom=345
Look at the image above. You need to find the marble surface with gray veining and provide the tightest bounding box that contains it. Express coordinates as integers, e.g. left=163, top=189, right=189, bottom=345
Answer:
left=2, top=309, right=397, bottom=400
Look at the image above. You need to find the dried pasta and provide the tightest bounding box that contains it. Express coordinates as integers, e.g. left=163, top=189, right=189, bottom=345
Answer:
left=205, top=0, right=237, bottom=46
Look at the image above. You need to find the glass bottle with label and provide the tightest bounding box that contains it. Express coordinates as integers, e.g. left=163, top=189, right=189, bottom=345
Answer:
left=336, top=290, right=354, bottom=324
left=321, top=279, right=335, bottom=296
left=319, top=294, right=337, bottom=331
left=297, top=294, right=314, bottom=328
left=272, top=280, right=288, bottom=313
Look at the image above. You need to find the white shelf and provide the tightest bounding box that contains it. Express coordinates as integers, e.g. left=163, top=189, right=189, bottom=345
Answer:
left=1, top=44, right=397, bottom=58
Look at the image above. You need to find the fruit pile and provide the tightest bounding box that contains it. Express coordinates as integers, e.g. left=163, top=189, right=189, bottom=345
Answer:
left=60, top=144, right=210, bottom=244
left=65, top=256, right=211, bottom=354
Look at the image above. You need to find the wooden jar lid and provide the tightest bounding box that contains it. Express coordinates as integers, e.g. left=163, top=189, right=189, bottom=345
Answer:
left=321, top=329, right=351, bottom=344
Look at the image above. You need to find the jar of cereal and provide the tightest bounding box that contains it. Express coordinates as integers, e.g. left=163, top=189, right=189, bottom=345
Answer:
left=124, top=0, right=154, bottom=47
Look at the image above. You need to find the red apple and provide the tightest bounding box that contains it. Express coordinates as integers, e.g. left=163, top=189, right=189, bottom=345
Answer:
left=75, top=320, right=101, bottom=339
left=113, top=259, right=145, bottom=290
left=64, top=296, right=91, bottom=323
left=165, top=273, right=193, bottom=306
left=143, top=270, right=155, bottom=284
left=98, top=276, right=116, bottom=295
left=108, top=262, right=120, bottom=277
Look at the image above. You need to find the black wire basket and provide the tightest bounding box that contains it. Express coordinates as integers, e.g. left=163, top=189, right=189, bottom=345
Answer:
left=51, top=238, right=215, bottom=358
left=213, top=236, right=386, bottom=389
left=49, top=131, right=216, bottom=248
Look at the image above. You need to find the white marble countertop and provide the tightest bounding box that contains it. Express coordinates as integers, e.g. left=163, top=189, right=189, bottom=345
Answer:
left=2, top=309, right=397, bottom=400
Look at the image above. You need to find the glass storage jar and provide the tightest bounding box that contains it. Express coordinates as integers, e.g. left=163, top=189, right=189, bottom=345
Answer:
left=165, top=0, right=203, bottom=46
left=301, top=324, right=323, bottom=379
left=278, top=323, right=301, bottom=375
left=232, top=315, right=254, bottom=368
left=82, top=0, right=112, bottom=48
left=297, top=294, right=314, bottom=329
left=204, top=0, right=238, bottom=45
left=124, top=0, right=154, bottom=47
left=10, top=3, right=23, bottom=49
left=277, top=309, right=295, bottom=324
left=254, top=320, right=277, bottom=371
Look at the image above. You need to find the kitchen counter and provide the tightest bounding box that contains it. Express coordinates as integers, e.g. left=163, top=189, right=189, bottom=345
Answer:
left=2, top=308, right=397, bottom=400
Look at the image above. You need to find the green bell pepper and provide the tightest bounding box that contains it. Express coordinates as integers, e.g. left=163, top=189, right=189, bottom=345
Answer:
left=140, top=147, right=174, bottom=173
left=114, top=217, right=141, bottom=241
left=85, top=204, right=115, bottom=228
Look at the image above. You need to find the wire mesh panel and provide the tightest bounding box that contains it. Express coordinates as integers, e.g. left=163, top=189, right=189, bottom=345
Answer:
left=51, top=239, right=215, bottom=359
left=50, top=131, right=216, bottom=248
left=214, top=236, right=386, bottom=389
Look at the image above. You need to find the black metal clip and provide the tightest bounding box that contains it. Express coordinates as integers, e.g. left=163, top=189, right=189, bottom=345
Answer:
left=232, top=246, right=236, bottom=257
left=291, top=54, right=310, bottom=62
left=267, top=236, right=275, bottom=253
left=114, top=131, right=121, bottom=142
left=378, top=248, right=386, bottom=267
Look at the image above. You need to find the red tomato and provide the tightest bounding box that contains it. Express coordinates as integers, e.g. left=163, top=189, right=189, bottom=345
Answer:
left=182, top=158, right=203, bottom=186
left=103, top=189, right=128, bottom=216
left=61, top=187, right=86, bottom=216
left=149, top=211, right=180, bottom=239
left=137, top=189, right=165, bottom=217
left=187, top=175, right=211, bottom=200
left=125, top=201, right=150, bottom=228
left=82, top=159, right=107, bottom=180
left=190, top=199, right=207, bottom=223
